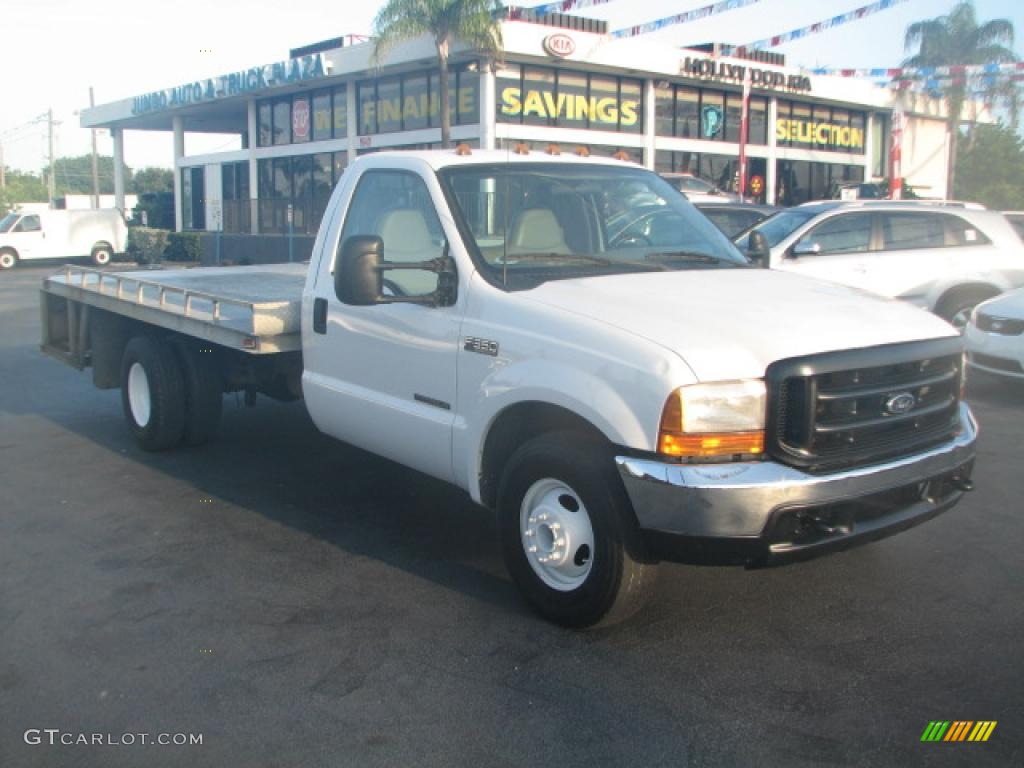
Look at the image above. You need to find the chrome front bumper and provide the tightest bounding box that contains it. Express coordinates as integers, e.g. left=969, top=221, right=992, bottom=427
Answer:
left=616, top=403, right=978, bottom=565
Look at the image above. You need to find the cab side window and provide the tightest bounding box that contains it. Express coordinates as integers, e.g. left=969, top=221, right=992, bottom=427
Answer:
left=338, top=171, right=446, bottom=297
left=801, top=213, right=872, bottom=254
left=13, top=215, right=41, bottom=233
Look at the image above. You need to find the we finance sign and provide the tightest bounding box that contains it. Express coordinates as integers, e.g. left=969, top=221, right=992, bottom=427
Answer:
left=131, top=54, right=327, bottom=115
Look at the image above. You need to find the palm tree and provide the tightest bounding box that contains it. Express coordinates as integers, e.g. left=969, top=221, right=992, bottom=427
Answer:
left=373, top=0, right=503, bottom=148
left=902, top=1, right=1017, bottom=196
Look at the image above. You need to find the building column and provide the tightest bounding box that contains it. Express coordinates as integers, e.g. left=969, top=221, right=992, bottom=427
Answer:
left=172, top=116, right=185, bottom=232
left=766, top=98, right=778, bottom=205
left=247, top=100, right=259, bottom=234
left=864, top=112, right=876, bottom=183
left=347, top=85, right=358, bottom=163
left=479, top=61, right=496, bottom=150
left=643, top=79, right=656, bottom=170
left=112, top=128, right=126, bottom=214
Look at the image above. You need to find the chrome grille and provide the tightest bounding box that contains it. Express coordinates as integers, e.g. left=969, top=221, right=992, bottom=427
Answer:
left=767, top=340, right=963, bottom=473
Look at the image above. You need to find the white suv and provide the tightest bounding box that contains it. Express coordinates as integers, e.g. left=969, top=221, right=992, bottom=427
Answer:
left=737, top=202, right=1024, bottom=328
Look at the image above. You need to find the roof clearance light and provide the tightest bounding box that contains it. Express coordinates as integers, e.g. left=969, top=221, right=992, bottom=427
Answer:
left=455, top=143, right=472, bottom=156
left=514, top=143, right=530, bottom=155
left=546, top=143, right=561, bottom=155
left=575, top=146, right=590, bottom=157
left=613, top=150, right=630, bottom=162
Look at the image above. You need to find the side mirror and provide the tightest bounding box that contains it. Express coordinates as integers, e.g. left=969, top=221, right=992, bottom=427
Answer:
left=791, top=241, right=822, bottom=258
left=748, top=230, right=771, bottom=268
left=336, top=235, right=384, bottom=306
left=334, top=235, right=458, bottom=308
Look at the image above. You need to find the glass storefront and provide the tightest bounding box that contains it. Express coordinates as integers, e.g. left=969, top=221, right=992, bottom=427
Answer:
left=654, top=84, right=767, bottom=145
left=221, top=162, right=250, bottom=233
left=775, top=160, right=865, bottom=206
left=257, top=151, right=349, bottom=234
left=257, top=85, right=349, bottom=148
left=776, top=100, right=867, bottom=155
left=357, top=67, right=479, bottom=136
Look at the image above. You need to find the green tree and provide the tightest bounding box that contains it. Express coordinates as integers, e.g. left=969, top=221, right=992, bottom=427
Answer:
left=373, top=0, right=502, bottom=147
left=902, top=1, right=1018, bottom=195
left=43, top=154, right=133, bottom=197
left=953, top=122, right=1024, bottom=209
left=131, top=167, right=174, bottom=195
left=0, top=169, right=48, bottom=212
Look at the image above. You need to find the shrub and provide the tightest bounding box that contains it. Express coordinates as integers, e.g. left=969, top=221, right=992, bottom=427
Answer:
left=125, top=227, right=169, bottom=265
left=165, top=232, right=202, bottom=262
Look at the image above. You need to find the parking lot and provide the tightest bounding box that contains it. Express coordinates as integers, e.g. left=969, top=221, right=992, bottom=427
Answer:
left=1, top=263, right=1021, bottom=767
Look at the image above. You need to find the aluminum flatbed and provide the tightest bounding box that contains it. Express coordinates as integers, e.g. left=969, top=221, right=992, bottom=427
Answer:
left=41, top=264, right=306, bottom=368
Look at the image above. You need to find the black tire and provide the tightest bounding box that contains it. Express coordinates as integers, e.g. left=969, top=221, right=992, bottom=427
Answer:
left=120, top=335, right=186, bottom=451
left=497, top=430, right=655, bottom=628
left=0, top=249, right=17, bottom=270
left=91, top=243, right=114, bottom=267
left=937, top=288, right=997, bottom=331
left=171, top=337, right=223, bottom=446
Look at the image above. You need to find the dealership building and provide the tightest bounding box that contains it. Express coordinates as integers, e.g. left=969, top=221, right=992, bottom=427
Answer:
left=81, top=11, right=958, bottom=244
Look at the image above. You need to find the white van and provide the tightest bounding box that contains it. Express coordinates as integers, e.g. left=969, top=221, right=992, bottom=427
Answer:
left=0, top=209, right=128, bottom=269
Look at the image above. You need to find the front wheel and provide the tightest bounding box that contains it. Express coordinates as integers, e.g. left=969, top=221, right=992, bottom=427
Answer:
left=497, top=431, right=655, bottom=628
left=0, top=249, right=18, bottom=270
left=938, top=289, right=996, bottom=331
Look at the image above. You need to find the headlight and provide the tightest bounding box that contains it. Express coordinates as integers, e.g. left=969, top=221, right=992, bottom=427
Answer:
left=658, top=380, right=766, bottom=459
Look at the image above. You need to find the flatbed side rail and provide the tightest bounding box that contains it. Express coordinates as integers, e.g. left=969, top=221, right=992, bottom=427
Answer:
left=54, top=265, right=262, bottom=331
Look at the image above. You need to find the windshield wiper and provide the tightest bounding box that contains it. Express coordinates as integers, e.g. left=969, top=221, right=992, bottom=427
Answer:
left=498, top=253, right=669, bottom=271
left=644, top=251, right=736, bottom=266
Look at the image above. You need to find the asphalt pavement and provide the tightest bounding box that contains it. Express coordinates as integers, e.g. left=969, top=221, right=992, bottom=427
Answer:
left=1, top=263, right=1021, bottom=768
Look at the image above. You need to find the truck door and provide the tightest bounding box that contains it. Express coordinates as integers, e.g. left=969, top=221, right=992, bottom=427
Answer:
left=303, top=169, right=462, bottom=483
left=9, top=214, right=44, bottom=260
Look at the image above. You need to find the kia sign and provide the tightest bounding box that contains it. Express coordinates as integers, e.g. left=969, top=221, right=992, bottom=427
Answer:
left=543, top=34, right=575, bottom=58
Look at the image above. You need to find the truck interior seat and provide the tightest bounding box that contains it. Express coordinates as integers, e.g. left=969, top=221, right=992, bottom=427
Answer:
left=507, top=208, right=572, bottom=255
left=375, top=208, right=439, bottom=296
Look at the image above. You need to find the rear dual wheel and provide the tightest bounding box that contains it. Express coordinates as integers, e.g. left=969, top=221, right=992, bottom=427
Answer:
left=498, top=431, right=655, bottom=628
left=120, top=335, right=222, bottom=451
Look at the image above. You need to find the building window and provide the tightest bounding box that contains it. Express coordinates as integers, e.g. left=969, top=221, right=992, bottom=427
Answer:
left=221, top=162, right=250, bottom=233
left=182, top=167, right=205, bottom=230
left=675, top=87, right=699, bottom=139
left=776, top=100, right=867, bottom=155
left=312, top=90, right=332, bottom=142
left=334, top=85, right=348, bottom=138
left=377, top=78, right=403, bottom=134
left=292, top=95, right=311, bottom=143
left=748, top=96, right=767, bottom=145
left=655, top=83, right=674, bottom=136
left=258, top=102, right=273, bottom=147
left=272, top=98, right=291, bottom=145
left=402, top=74, right=430, bottom=131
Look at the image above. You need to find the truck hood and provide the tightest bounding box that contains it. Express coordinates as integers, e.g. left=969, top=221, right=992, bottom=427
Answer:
left=523, top=269, right=958, bottom=381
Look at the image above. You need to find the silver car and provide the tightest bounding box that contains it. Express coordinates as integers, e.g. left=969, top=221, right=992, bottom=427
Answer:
left=737, top=201, right=1024, bottom=328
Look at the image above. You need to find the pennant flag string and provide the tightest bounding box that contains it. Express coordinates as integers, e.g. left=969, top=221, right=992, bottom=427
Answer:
left=610, top=0, right=765, bottom=40
left=733, top=0, right=910, bottom=55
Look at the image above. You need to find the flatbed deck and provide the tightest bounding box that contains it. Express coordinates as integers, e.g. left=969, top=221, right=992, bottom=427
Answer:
left=42, top=263, right=306, bottom=356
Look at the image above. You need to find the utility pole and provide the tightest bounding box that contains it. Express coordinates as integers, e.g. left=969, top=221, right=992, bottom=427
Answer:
left=47, top=108, right=56, bottom=207
left=89, top=87, right=100, bottom=208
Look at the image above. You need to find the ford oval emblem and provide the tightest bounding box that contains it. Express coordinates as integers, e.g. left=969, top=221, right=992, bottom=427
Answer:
left=543, top=34, right=575, bottom=58
left=885, top=392, right=916, bottom=415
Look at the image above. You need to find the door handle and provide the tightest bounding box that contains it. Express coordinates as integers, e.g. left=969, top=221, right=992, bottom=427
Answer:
left=313, top=297, right=327, bottom=334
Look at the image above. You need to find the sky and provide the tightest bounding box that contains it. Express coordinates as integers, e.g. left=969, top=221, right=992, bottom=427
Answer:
left=1, top=0, right=1022, bottom=174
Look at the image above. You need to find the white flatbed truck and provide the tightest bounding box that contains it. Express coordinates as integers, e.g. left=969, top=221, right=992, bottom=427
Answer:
left=41, top=148, right=977, bottom=627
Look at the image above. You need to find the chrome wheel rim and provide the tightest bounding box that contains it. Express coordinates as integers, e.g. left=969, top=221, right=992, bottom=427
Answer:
left=127, top=362, right=152, bottom=427
left=520, top=478, right=594, bottom=591
left=94, top=249, right=111, bottom=265
left=0, top=253, right=13, bottom=269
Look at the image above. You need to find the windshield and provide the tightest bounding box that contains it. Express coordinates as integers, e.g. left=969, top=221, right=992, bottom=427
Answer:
left=0, top=213, right=19, bottom=233
left=734, top=208, right=817, bottom=250
left=673, top=176, right=714, bottom=193
left=440, top=163, right=747, bottom=290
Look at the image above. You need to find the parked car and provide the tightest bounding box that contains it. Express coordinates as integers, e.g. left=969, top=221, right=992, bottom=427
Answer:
left=964, top=287, right=1024, bottom=380
left=0, top=208, right=127, bottom=269
left=696, top=203, right=780, bottom=238
left=659, top=173, right=740, bottom=203
left=735, top=201, right=1024, bottom=328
